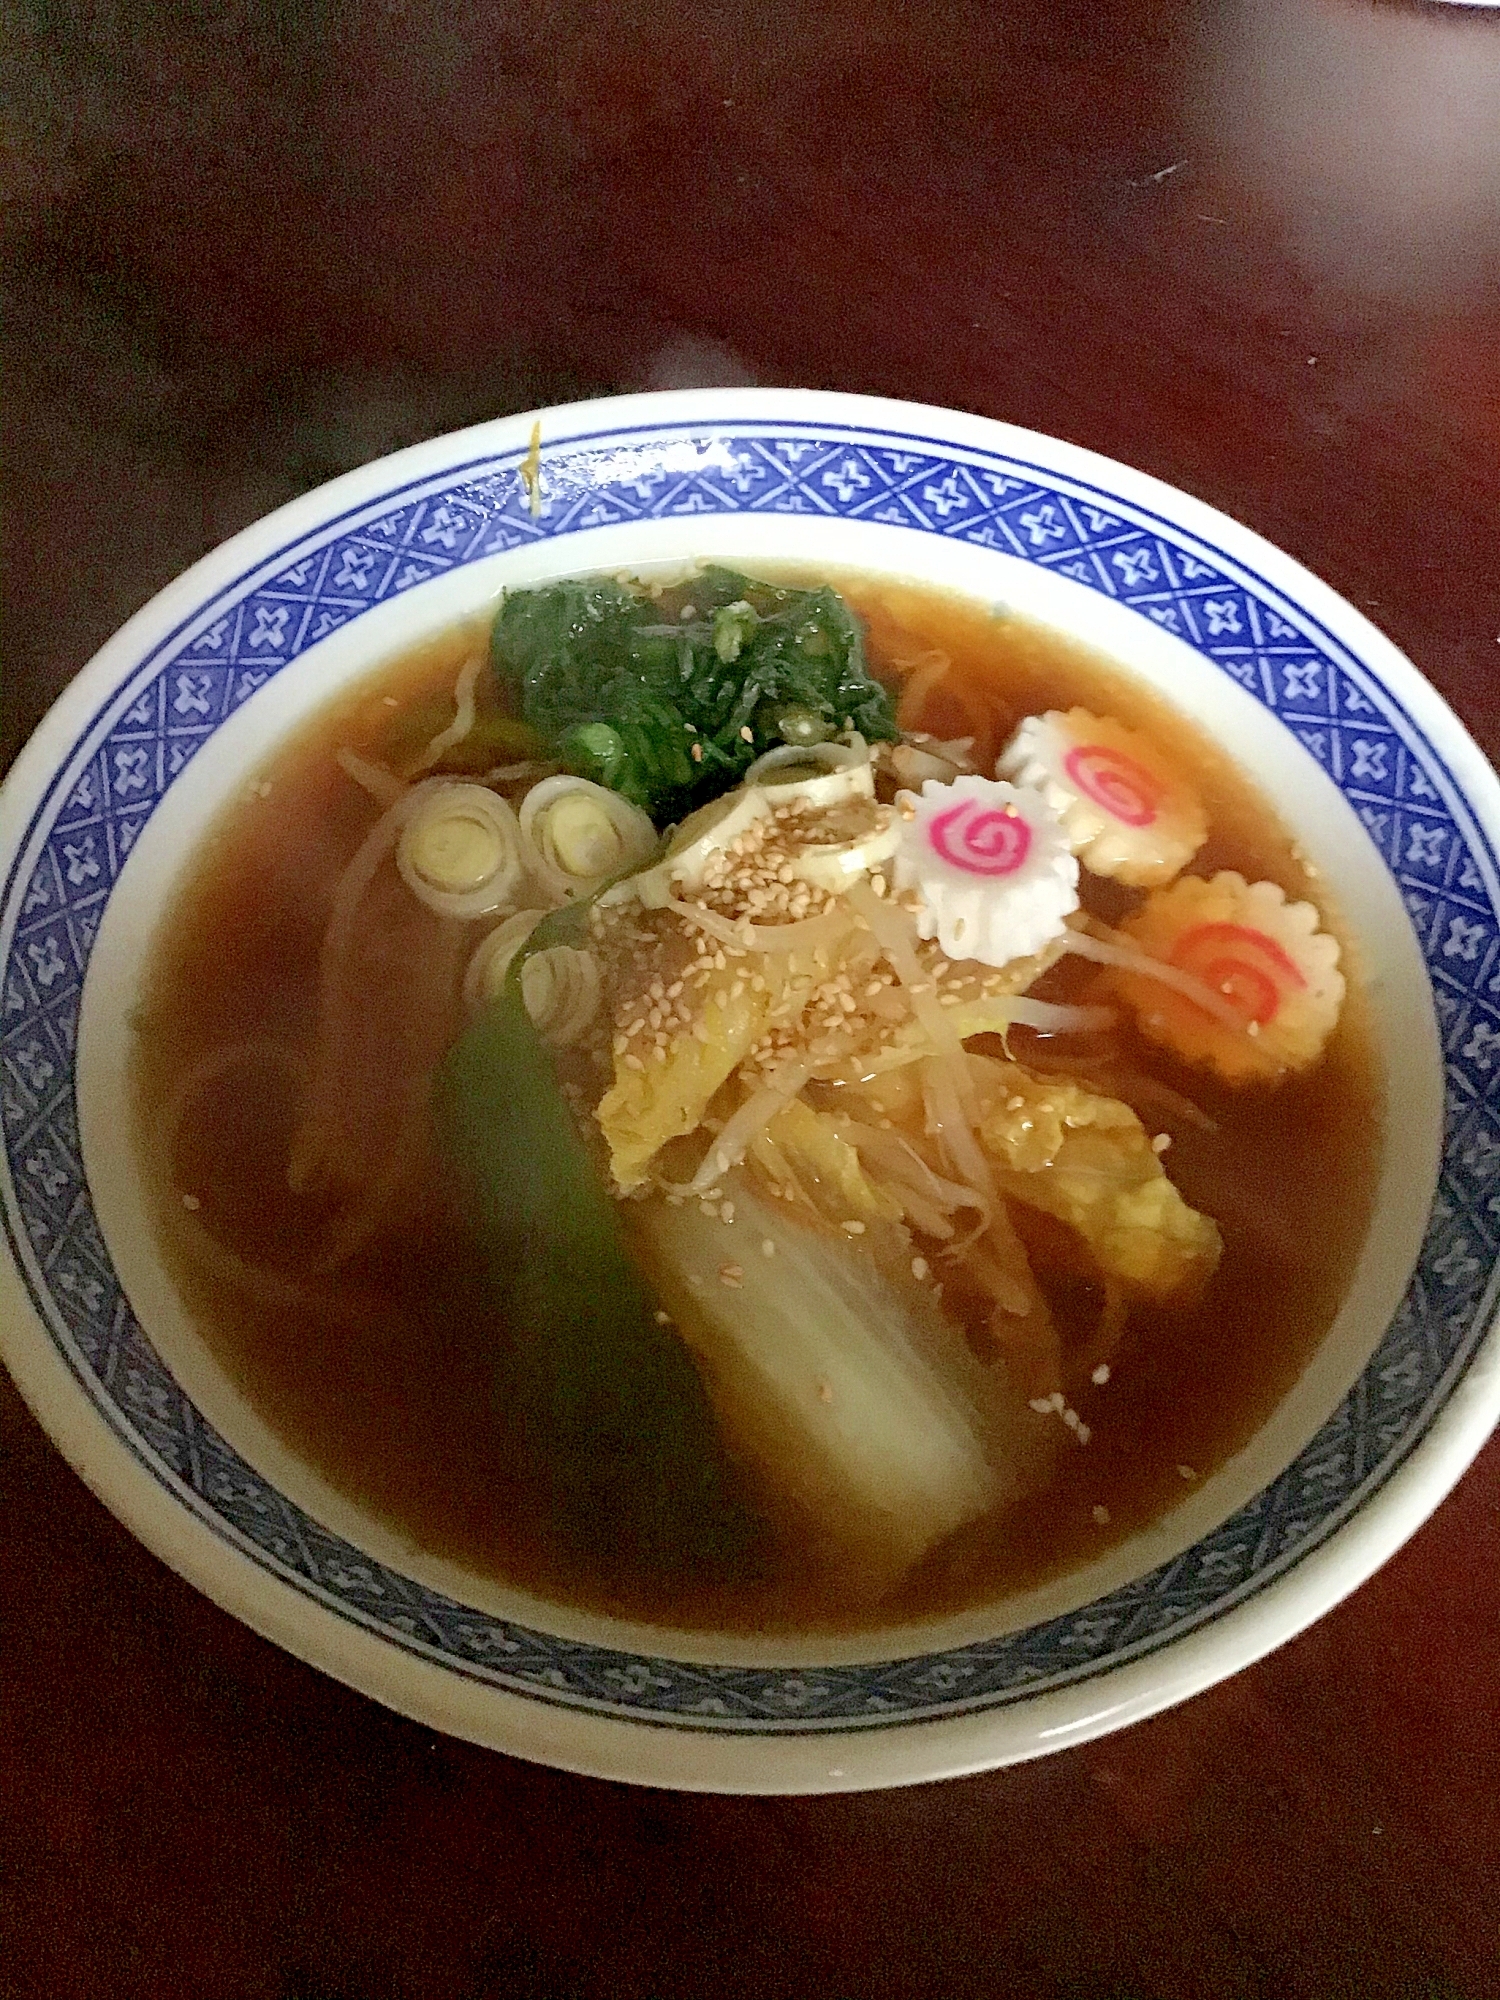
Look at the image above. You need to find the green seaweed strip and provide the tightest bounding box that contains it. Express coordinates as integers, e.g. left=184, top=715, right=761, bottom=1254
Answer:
left=433, top=900, right=757, bottom=1575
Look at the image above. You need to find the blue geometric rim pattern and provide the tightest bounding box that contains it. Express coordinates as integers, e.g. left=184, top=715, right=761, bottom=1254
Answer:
left=4, top=420, right=1498, bottom=1734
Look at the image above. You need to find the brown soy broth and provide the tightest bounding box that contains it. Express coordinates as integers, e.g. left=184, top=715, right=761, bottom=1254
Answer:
left=131, top=576, right=1383, bottom=1634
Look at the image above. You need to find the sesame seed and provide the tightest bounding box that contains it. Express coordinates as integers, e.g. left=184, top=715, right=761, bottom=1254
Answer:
left=624, top=1054, right=645, bottom=1071
left=721, top=1201, right=735, bottom=1223
left=719, top=1263, right=744, bottom=1287
left=654, top=1309, right=672, bottom=1325
left=1151, top=1132, right=1171, bottom=1154
left=181, top=1193, right=201, bottom=1211
left=1092, top=1505, right=1111, bottom=1526
left=1091, top=1363, right=1111, bottom=1386
left=740, top=726, right=754, bottom=743
left=691, top=743, right=703, bottom=762
left=1177, top=1464, right=1199, bottom=1482
left=911, top=1256, right=929, bottom=1281
left=761, top=1238, right=776, bottom=1257
left=841, top=1219, right=866, bottom=1235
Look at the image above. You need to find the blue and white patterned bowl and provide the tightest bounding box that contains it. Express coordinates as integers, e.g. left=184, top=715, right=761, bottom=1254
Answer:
left=3, top=390, right=1498, bottom=1792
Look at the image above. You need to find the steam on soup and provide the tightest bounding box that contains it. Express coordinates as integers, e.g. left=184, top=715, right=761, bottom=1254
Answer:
left=132, top=568, right=1382, bottom=1633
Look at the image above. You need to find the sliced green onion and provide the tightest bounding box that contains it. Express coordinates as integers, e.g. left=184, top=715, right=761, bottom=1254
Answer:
left=519, top=774, right=658, bottom=902
left=394, top=782, right=527, bottom=920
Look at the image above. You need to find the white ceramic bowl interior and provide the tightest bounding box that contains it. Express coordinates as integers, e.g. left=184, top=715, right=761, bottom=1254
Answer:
left=2, top=390, right=1497, bottom=1791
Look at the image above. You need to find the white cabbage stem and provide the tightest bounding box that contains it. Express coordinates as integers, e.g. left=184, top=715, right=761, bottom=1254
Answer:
left=632, top=1176, right=1018, bottom=1592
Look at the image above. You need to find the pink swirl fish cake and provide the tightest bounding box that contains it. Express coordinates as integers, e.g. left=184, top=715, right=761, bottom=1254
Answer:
left=892, top=776, right=1078, bottom=966
left=998, top=708, right=1207, bottom=887
left=1111, top=871, right=1345, bottom=1083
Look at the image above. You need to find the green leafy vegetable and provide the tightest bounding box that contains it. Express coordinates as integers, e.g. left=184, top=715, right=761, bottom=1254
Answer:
left=434, top=898, right=758, bottom=1575
left=489, top=567, right=898, bottom=820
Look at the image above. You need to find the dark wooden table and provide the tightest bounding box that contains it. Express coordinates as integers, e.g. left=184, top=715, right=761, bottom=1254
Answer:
left=5, top=2, right=1500, bottom=1993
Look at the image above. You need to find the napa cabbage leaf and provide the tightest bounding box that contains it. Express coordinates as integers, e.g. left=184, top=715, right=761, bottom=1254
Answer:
left=434, top=897, right=757, bottom=1574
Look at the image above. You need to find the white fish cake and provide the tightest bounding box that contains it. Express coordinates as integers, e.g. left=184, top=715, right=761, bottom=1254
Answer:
left=892, top=775, right=1078, bottom=966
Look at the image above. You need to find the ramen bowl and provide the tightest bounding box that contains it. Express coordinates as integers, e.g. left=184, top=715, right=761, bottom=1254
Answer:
left=2, top=389, right=1497, bottom=1792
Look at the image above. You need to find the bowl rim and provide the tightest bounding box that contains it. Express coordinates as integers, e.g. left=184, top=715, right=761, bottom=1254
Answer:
left=2, top=385, right=1497, bottom=1792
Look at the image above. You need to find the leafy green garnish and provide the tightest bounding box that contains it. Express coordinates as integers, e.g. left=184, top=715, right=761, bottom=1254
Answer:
left=433, top=898, right=759, bottom=1577
left=489, top=567, right=898, bottom=820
